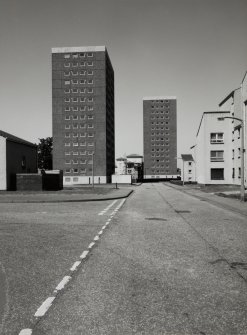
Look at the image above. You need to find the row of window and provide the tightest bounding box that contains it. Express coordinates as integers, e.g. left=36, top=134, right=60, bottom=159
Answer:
left=64, top=106, right=94, bottom=112
left=64, top=53, right=94, bottom=59
left=65, top=142, right=94, bottom=147
left=65, top=124, right=95, bottom=129
left=64, top=97, right=93, bottom=103
left=64, top=70, right=93, bottom=76
left=65, top=160, right=92, bottom=165
left=65, top=133, right=94, bottom=138
left=151, top=105, right=170, bottom=109
left=151, top=110, right=170, bottom=114
left=65, top=168, right=86, bottom=174
left=64, top=88, right=93, bottom=94
left=64, top=80, right=93, bottom=85
left=151, top=122, right=169, bottom=125
left=151, top=153, right=168, bottom=157
left=65, top=151, right=93, bottom=156
left=64, top=62, right=93, bottom=67
left=150, top=116, right=169, bottom=120
left=151, top=127, right=169, bottom=131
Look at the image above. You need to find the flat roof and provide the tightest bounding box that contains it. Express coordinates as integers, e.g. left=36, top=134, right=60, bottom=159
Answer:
left=143, top=96, right=176, bottom=101
left=181, top=154, right=194, bottom=162
left=52, top=46, right=106, bottom=53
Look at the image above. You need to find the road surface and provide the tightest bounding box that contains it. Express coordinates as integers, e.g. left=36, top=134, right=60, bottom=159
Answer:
left=1, top=183, right=247, bottom=334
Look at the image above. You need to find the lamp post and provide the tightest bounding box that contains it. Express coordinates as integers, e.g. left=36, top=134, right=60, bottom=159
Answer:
left=92, top=152, right=94, bottom=188
left=218, top=116, right=245, bottom=201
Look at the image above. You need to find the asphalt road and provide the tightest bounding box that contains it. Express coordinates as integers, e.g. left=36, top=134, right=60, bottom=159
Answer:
left=1, top=183, right=247, bottom=334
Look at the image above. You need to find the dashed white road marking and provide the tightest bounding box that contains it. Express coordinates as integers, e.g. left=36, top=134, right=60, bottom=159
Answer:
left=88, top=242, right=95, bottom=249
left=80, top=250, right=89, bottom=259
left=19, top=330, right=32, bottom=335
left=34, top=297, right=55, bottom=317
left=98, top=200, right=118, bottom=215
left=55, top=276, right=71, bottom=291
left=70, top=261, right=81, bottom=272
left=20, top=196, right=127, bottom=334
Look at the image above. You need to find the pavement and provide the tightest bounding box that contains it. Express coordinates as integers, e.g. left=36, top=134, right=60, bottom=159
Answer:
left=166, top=182, right=247, bottom=217
left=0, top=185, right=134, bottom=203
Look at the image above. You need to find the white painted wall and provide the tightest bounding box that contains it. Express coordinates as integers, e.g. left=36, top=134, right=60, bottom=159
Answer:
left=195, top=112, right=232, bottom=184
left=0, top=137, right=7, bottom=190
left=63, top=175, right=107, bottom=185
left=181, top=161, right=196, bottom=182
left=111, top=174, right=131, bottom=184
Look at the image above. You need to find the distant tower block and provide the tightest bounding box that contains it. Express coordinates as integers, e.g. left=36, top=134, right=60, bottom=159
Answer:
left=143, top=96, right=177, bottom=180
left=52, top=46, right=115, bottom=185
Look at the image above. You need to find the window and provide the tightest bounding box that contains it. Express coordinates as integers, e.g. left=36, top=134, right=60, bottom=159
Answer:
left=65, top=116, right=70, bottom=120
left=188, top=162, right=192, bottom=166
left=238, top=148, right=241, bottom=158
left=238, top=167, right=241, bottom=178
left=64, top=97, right=70, bottom=103
left=65, top=106, right=70, bottom=112
left=72, top=107, right=78, bottom=112
left=73, top=142, right=78, bottom=146
left=64, top=88, right=70, bottom=93
left=88, top=80, right=93, bottom=84
left=72, top=88, right=78, bottom=93
left=80, top=97, right=86, bottom=102
left=73, top=169, right=78, bottom=173
left=211, top=168, right=224, bottom=180
left=73, top=116, right=78, bottom=120
left=210, top=151, right=224, bottom=162
left=80, top=62, right=86, bottom=67
left=88, top=133, right=94, bottom=137
left=79, top=53, right=85, bottom=58
left=64, top=80, right=70, bottom=85
left=188, top=170, right=192, bottom=174
left=80, top=88, right=86, bottom=93
left=64, top=54, right=70, bottom=59
left=65, top=160, right=71, bottom=164
left=65, top=151, right=70, bottom=155
left=232, top=149, right=234, bottom=159
left=73, top=124, right=78, bottom=129
left=71, top=79, right=78, bottom=84
left=87, top=61, right=93, bottom=66
left=80, top=106, right=86, bottom=111
left=88, top=115, right=94, bottom=119
left=88, top=97, right=93, bottom=102
left=65, top=125, right=71, bottom=129
left=210, top=133, right=224, bottom=143
left=65, top=133, right=70, bottom=138
left=88, top=124, right=94, bottom=129
left=80, top=71, right=86, bottom=76
left=80, top=80, right=86, bottom=84
left=65, top=172, right=71, bottom=176
left=232, top=168, right=235, bottom=179
left=88, top=88, right=93, bottom=93
left=88, top=106, right=93, bottom=111
left=65, top=143, right=70, bottom=146
left=64, top=63, right=70, bottom=67
left=87, top=70, right=93, bottom=75
left=87, top=53, right=93, bottom=57
left=72, top=53, right=78, bottom=59
left=64, top=71, right=70, bottom=76
left=72, top=63, right=78, bottom=68
left=72, top=98, right=78, bottom=103
left=72, top=152, right=78, bottom=155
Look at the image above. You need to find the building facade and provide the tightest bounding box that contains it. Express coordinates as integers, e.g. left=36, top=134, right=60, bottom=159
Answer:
left=181, top=154, right=196, bottom=183
left=52, top=46, right=115, bottom=185
left=126, top=154, right=143, bottom=181
left=143, top=96, right=177, bottom=180
left=0, top=130, right=37, bottom=190
left=115, top=157, right=127, bottom=175
left=218, top=71, right=247, bottom=186
left=193, top=112, right=233, bottom=184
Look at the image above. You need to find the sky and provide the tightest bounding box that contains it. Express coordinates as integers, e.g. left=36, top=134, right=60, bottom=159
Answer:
left=0, top=0, right=247, bottom=160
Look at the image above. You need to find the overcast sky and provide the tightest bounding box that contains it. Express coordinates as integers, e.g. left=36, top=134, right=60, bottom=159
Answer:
left=0, top=0, right=247, bottom=159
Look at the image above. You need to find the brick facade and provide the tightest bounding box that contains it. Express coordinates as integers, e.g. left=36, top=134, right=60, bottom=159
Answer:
left=52, top=46, right=115, bottom=184
left=143, top=97, right=177, bottom=179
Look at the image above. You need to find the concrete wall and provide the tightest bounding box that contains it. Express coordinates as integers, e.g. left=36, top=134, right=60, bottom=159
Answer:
left=181, top=161, right=196, bottom=182
left=0, top=137, right=6, bottom=190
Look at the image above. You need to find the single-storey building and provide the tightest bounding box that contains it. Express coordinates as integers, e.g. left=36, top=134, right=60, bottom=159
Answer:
left=0, top=130, right=37, bottom=190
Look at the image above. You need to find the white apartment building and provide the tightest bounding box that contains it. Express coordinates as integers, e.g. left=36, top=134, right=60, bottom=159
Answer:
left=193, top=111, right=232, bottom=184
left=180, top=154, right=196, bottom=183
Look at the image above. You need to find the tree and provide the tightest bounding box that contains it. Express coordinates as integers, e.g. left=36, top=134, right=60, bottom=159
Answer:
left=37, top=137, right=53, bottom=170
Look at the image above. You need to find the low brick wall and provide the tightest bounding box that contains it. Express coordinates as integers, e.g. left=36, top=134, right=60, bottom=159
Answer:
left=16, top=174, right=42, bottom=191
